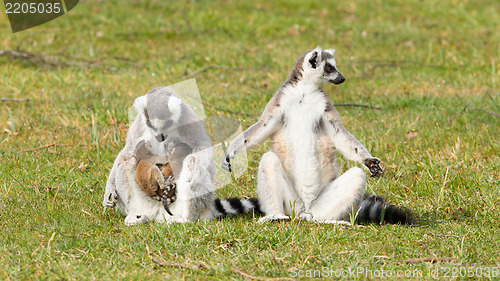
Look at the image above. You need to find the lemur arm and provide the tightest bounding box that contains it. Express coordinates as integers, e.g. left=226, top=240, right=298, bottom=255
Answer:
left=222, top=98, right=283, bottom=172
left=323, top=107, right=383, bottom=177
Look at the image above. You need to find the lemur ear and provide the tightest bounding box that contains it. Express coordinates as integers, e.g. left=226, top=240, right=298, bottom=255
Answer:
left=309, top=51, right=319, bottom=69
left=307, top=46, right=323, bottom=69
left=324, top=49, right=336, bottom=56
left=167, top=95, right=182, bottom=112
left=134, top=139, right=147, bottom=158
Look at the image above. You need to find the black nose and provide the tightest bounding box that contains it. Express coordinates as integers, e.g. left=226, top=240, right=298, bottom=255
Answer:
left=156, top=134, right=167, bottom=142
left=334, top=74, right=345, bottom=85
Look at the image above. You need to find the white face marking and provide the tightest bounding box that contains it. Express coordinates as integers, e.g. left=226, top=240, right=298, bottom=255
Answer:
left=327, top=58, right=337, bottom=68
left=148, top=118, right=164, bottom=132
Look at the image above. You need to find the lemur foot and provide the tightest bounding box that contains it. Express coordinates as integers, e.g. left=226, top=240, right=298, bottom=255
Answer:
left=257, top=214, right=290, bottom=223
left=364, top=157, right=383, bottom=177
left=124, top=214, right=149, bottom=225
left=299, top=212, right=313, bottom=222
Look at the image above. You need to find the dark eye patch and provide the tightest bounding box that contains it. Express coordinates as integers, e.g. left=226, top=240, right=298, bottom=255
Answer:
left=324, top=64, right=335, bottom=73
left=160, top=120, right=173, bottom=131
left=146, top=120, right=158, bottom=132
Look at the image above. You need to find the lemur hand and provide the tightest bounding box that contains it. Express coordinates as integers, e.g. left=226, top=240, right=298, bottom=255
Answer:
left=221, top=150, right=234, bottom=172
left=364, top=157, right=383, bottom=178
left=103, top=189, right=117, bottom=207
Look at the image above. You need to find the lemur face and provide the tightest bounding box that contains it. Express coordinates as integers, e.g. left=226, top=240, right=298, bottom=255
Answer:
left=144, top=110, right=173, bottom=142
left=144, top=94, right=182, bottom=142
left=303, top=47, right=345, bottom=85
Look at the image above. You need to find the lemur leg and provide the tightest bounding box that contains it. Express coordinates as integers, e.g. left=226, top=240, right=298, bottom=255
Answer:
left=103, top=155, right=122, bottom=207
left=103, top=167, right=118, bottom=207
left=105, top=152, right=167, bottom=225
left=168, top=151, right=215, bottom=222
left=124, top=170, right=165, bottom=225
left=310, top=167, right=366, bottom=223
left=257, top=152, right=299, bottom=223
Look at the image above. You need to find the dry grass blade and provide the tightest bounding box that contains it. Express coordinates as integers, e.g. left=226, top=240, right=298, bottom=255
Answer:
left=23, top=143, right=87, bottom=152
left=451, top=104, right=500, bottom=121
left=151, top=257, right=205, bottom=271
left=234, top=267, right=294, bottom=281
left=394, top=257, right=455, bottom=264
left=0, top=49, right=123, bottom=70
left=1, top=98, right=31, bottom=102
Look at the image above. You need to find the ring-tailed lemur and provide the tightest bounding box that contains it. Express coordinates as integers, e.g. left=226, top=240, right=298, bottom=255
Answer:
left=103, top=87, right=261, bottom=225
left=222, top=47, right=414, bottom=224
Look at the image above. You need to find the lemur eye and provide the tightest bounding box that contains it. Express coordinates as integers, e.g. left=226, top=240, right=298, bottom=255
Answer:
left=146, top=120, right=157, bottom=132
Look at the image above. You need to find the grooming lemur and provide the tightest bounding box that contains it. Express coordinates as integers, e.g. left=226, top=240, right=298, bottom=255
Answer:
left=222, top=47, right=413, bottom=224
left=103, top=87, right=261, bottom=225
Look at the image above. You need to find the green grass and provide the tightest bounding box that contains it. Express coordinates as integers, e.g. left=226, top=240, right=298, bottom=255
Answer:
left=0, top=0, right=499, bottom=279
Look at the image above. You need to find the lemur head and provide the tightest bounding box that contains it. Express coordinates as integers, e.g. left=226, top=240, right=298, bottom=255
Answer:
left=291, top=47, right=345, bottom=86
left=134, top=87, right=183, bottom=143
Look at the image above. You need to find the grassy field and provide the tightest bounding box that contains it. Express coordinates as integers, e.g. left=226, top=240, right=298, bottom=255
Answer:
left=0, top=0, right=499, bottom=279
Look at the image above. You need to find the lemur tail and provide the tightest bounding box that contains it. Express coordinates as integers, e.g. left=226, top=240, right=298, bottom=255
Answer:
left=213, top=198, right=263, bottom=218
left=355, top=194, right=415, bottom=225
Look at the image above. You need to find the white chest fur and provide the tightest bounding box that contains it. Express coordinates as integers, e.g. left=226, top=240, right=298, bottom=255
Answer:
left=277, top=84, right=328, bottom=186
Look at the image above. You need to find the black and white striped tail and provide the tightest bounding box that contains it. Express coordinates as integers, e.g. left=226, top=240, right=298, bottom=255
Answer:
left=213, top=198, right=263, bottom=218
left=355, top=194, right=415, bottom=225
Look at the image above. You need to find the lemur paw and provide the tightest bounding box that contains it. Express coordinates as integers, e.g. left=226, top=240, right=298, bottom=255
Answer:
left=364, top=157, right=383, bottom=178
left=221, top=151, right=234, bottom=172
left=103, top=190, right=117, bottom=207
left=164, top=175, right=175, bottom=186
left=124, top=214, right=149, bottom=225
left=159, top=176, right=175, bottom=192
left=257, top=214, right=290, bottom=223
left=299, top=212, right=313, bottom=222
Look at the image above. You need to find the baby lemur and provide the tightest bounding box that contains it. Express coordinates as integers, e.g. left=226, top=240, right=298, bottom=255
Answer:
left=223, top=47, right=413, bottom=224
left=134, top=139, right=192, bottom=216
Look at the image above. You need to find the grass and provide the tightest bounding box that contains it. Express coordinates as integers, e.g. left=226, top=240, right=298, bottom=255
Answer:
left=0, top=0, right=499, bottom=279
